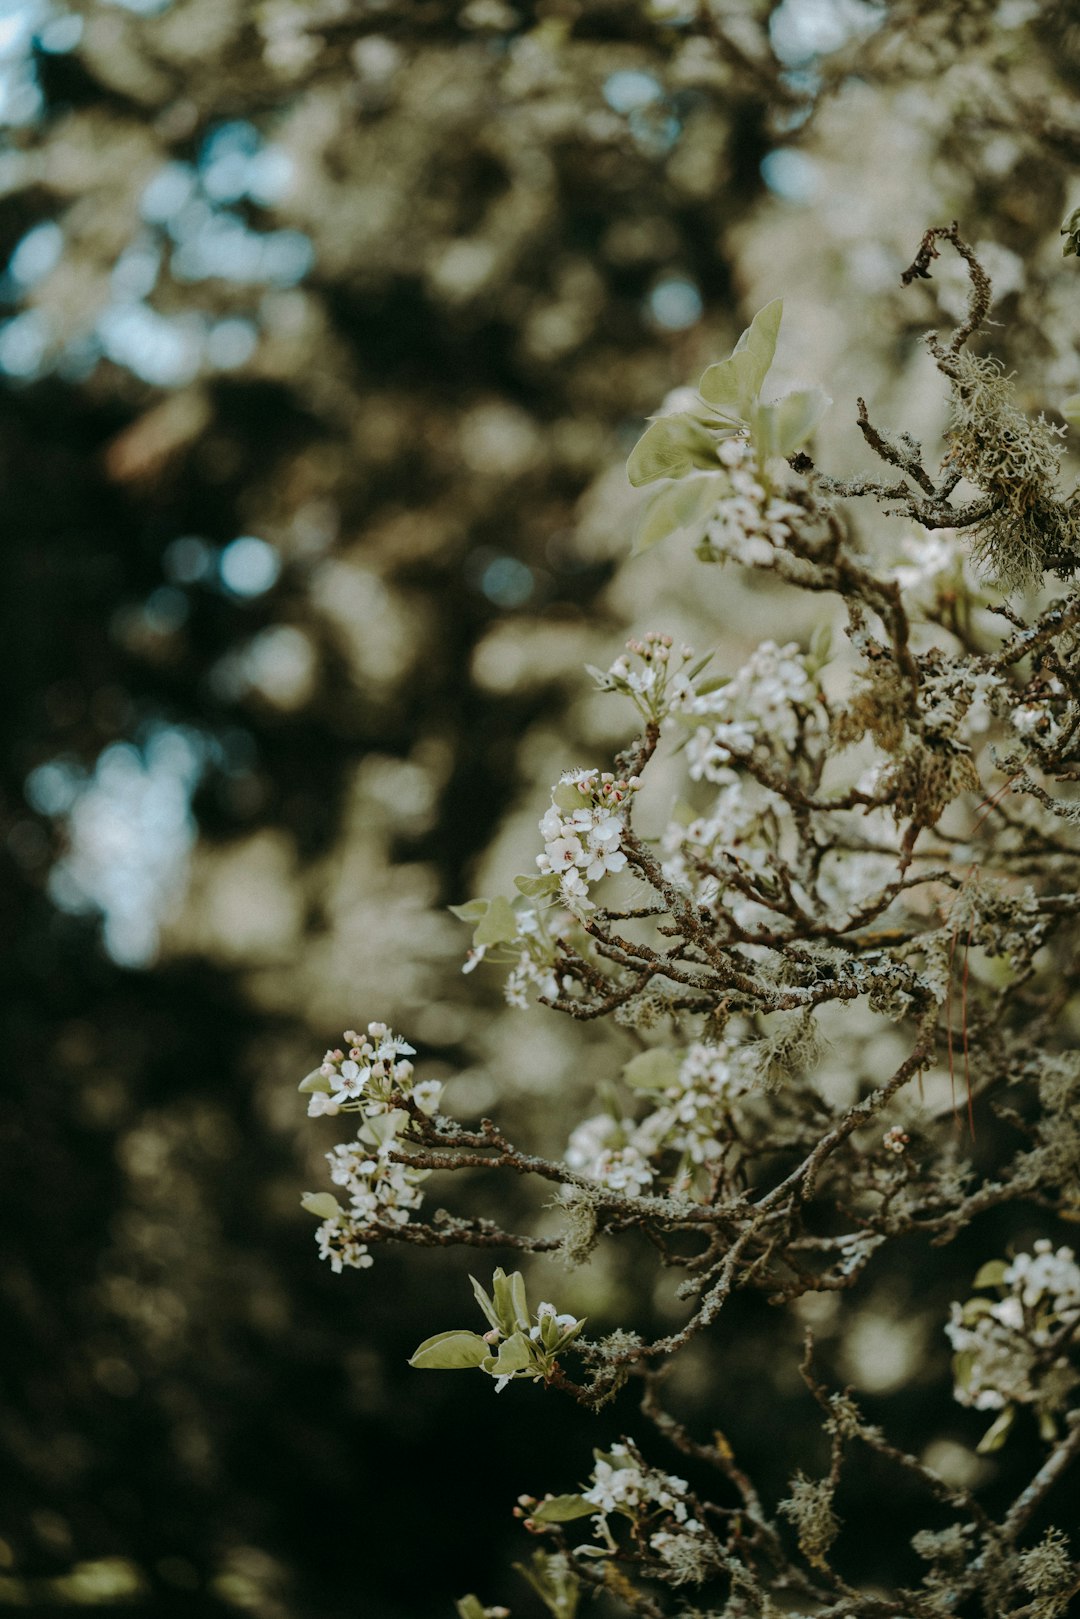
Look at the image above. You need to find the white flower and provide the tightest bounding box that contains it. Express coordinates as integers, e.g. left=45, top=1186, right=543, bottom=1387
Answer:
left=412, top=1079, right=444, bottom=1116
left=545, top=835, right=585, bottom=870
left=307, top=1092, right=341, bottom=1118
left=585, top=845, right=627, bottom=882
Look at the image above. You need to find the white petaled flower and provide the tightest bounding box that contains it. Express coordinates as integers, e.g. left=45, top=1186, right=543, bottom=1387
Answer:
left=598, top=632, right=698, bottom=722
left=305, top=1021, right=438, bottom=1272
left=412, top=1079, right=444, bottom=1116
left=696, top=437, right=805, bottom=568
left=946, top=1243, right=1080, bottom=1415
left=892, top=527, right=966, bottom=595
left=330, top=1059, right=368, bottom=1106
left=565, top=1114, right=656, bottom=1195
left=677, top=639, right=822, bottom=787
left=645, top=1041, right=757, bottom=1173
left=535, top=770, right=641, bottom=911
left=307, top=1092, right=340, bottom=1118
left=581, top=1443, right=691, bottom=1533
left=543, top=835, right=585, bottom=871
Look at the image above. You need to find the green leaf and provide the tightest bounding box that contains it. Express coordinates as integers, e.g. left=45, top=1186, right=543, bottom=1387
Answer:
left=752, top=387, right=830, bottom=459
left=807, top=621, right=832, bottom=671
left=509, top=1270, right=530, bottom=1330
left=1062, top=393, right=1080, bottom=428
left=623, top=1048, right=679, bottom=1091
left=626, top=413, right=722, bottom=487
left=409, top=1331, right=491, bottom=1371
left=300, top=1192, right=342, bottom=1220
left=632, top=472, right=722, bottom=556
left=515, top=1550, right=581, bottom=1619
left=492, top=1268, right=530, bottom=1333
left=515, top=873, right=559, bottom=897
left=455, top=1596, right=488, bottom=1619
left=553, top=780, right=588, bottom=812
left=531, top=1494, right=597, bottom=1524
left=474, top=895, right=519, bottom=947
left=469, top=1274, right=501, bottom=1334
left=362, top=1109, right=407, bottom=1146
left=973, top=1259, right=1008, bottom=1290
left=552, top=1317, right=586, bottom=1353
left=489, top=1331, right=536, bottom=1377
left=976, top=1404, right=1016, bottom=1453
left=699, top=299, right=783, bottom=417
left=952, top=1350, right=977, bottom=1393
left=732, top=297, right=783, bottom=383
left=448, top=898, right=491, bottom=923
left=298, top=1068, right=332, bottom=1094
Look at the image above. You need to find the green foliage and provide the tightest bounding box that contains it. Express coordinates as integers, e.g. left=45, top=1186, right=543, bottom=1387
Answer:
left=409, top=1270, right=585, bottom=1390
left=514, top=1551, right=580, bottom=1619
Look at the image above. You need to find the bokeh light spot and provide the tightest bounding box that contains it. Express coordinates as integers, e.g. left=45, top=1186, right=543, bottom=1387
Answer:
left=647, top=276, right=703, bottom=331
left=219, top=536, right=281, bottom=597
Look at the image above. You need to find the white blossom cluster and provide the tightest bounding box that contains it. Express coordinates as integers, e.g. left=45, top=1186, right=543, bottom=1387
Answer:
left=946, top=1242, right=1080, bottom=1416
left=659, top=776, right=782, bottom=920
left=581, top=1443, right=712, bottom=1576
left=564, top=1113, right=656, bottom=1195
left=593, top=632, right=697, bottom=723
left=536, top=768, right=641, bottom=908
left=582, top=1443, right=692, bottom=1522
left=676, top=639, right=823, bottom=783
left=699, top=435, right=804, bottom=568
left=564, top=1043, right=755, bottom=1199
left=303, top=1023, right=443, bottom=1274
left=649, top=1041, right=756, bottom=1174
left=306, top=1022, right=439, bottom=1118
left=891, top=528, right=967, bottom=597
left=502, top=907, right=564, bottom=1010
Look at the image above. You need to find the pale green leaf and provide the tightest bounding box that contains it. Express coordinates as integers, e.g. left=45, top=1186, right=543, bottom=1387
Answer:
left=623, top=1048, right=680, bottom=1090
left=632, top=472, right=722, bottom=556
left=409, top=1330, right=491, bottom=1371
left=362, top=1109, right=408, bottom=1146
left=298, top=1069, right=332, bottom=1094
left=509, top=1269, right=530, bottom=1330
left=515, top=873, right=560, bottom=897
left=455, top=1596, right=488, bottom=1619
left=489, top=1331, right=536, bottom=1377
left=553, top=780, right=588, bottom=813
left=952, top=1349, right=977, bottom=1392
left=626, top=413, right=719, bottom=487
left=300, top=1192, right=342, bottom=1220
left=699, top=298, right=783, bottom=417
left=977, top=1404, right=1016, bottom=1453
left=531, top=1494, right=597, bottom=1524
left=474, top=895, right=519, bottom=947
left=696, top=356, right=754, bottom=421
left=552, top=1317, right=586, bottom=1352
left=973, top=1259, right=1008, bottom=1290
left=492, top=1268, right=530, bottom=1333
left=732, top=297, right=783, bottom=384
left=753, top=387, right=830, bottom=459
left=448, top=898, right=491, bottom=923
left=469, top=1274, right=501, bottom=1334
left=1063, top=393, right=1080, bottom=428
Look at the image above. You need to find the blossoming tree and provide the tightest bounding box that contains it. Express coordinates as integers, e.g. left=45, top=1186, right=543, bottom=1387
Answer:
left=299, top=227, right=1080, bottom=1618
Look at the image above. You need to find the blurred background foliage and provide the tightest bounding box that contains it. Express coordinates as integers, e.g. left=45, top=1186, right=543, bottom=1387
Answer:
left=4, top=0, right=1080, bottom=1614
